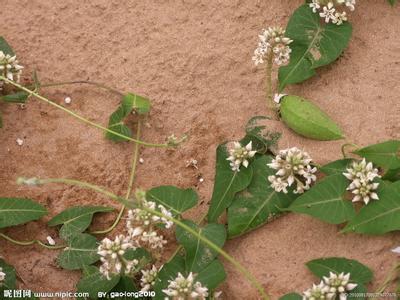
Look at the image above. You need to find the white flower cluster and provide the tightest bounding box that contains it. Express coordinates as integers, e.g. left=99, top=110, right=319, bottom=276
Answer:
left=163, top=272, right=208, bottom=300
left=127, top=198, right=173, bottom=250
left=309, top=0, right=356, bottom=25
left=268, top=147, right=317, bottom=194
left=97, top=234, right=138, bottom=280
left=226, top=141, right=257, bottom=172
left=140, top=265, right=159, bottom=292
left=303, top=272, right=357, bottom=300
left=343, top=158, right=381, bottom=205
left=0, top=51, right=23, bottom=89
left=252, top=26, right=293, bottom=66
left=0, top=267, right=5, bottom=285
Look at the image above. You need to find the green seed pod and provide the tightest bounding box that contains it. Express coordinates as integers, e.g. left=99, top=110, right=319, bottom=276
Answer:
left=280, top=95, right=344, bottom=141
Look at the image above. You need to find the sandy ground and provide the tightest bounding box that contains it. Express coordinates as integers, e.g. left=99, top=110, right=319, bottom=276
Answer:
left=1, top=0, right=399, bottom=299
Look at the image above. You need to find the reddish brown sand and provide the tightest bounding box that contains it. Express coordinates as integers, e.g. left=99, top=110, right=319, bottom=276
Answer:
left=1, top=1, right=399, bottom=299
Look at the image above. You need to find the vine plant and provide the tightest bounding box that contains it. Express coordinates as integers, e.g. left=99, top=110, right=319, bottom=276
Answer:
left=1, top=1, right=400, bottom=300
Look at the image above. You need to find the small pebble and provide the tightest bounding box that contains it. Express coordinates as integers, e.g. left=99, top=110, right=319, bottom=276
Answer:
left=64, top=96, right=72, bottom=104
left=16, top=138, right=24, bottom=146
left=139, top=158, right=144, bottom=164
left=46, top=236, right=56, bottom=246
left=199, top=177, right=204, bottom=183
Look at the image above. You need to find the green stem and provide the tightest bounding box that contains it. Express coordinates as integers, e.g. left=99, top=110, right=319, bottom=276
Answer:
left=0, top=76, right=168, bottom=148
left=341, top=143, right=359, bottom=158
left=265, top=53, right=276, bottom=114
left=373, top=262, right=400, bottom=298
left=91, top=121, right=142, bottom=235
left=36, top=80, right=124, bottom=96
left=31, top=177, right=269, bottom=300
left=0, top=233, right=65, bottom=250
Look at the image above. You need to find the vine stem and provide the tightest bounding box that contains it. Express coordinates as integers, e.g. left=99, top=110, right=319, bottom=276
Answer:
left=265, top=53, right=277, bottom=114
left=341, top=143, right=359, bottom=158
left=0, top=76, right=168, bottom=148
left=29, top=177, right=269, bottom=300
left=0, top=233, right=65, bottom=250
left=91, top=120, right=142, bottom=235
left=373, top=262, right=400, bottom=299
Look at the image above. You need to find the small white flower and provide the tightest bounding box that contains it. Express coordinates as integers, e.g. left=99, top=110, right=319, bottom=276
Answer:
left=320, top=2, right=336, bottom=23
left=309, top=0, right=355, bottom=25
left=303, top=281, right=330, bottom=300
left=226, top=141, right=257, bottom=172
left=140, top=265, right=159, bottom=292
left=64, top=97, right=72, bottom=104
left=0, top=267, right=5, bottom=284
left=333, top=11, right=348, bottom=25
left=162, top=272, right=208, bottom=300
left=268, top=147, right=317, bottom=194
left=141, top=231, right=167, bottom=249
left=345, top=0, right=356, bottom=11
left=273, top=93, right=287, bottom=104
left=309, top=0, right=321, bottom=13
left=0, top=50, right=23, bottom=86
left=46, top=236, right=56, bottom=246
left=323, top=272, right=357, bottom=300
left=98, top=234, right=137, bottom=280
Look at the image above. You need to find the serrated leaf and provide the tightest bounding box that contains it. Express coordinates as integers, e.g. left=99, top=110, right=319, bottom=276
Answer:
left=279, top=294, right=302, bottom=300
left=0, top=92, right=29, bottom=103
left=153, top=255, right=186, bottom=300
left=320, top=159, right=353, bottom=176
left=195, top=259, right=226, bottom=291
left=280, top=96, right=344, bottom=141
left=58, top=233, right=99, bottom=270
left=278, top=5, right=352, bottom=90
left=176, top=220, right=226, bottom=273
left=354, top=140, right=400, bottom=170
left=106, top=93, right=150, bottom=142
left=0, top=37, right=15, bottom=55
left=207, top=144, right=253, bottom=222
left=48, top=206, right=114, bottom=240
left=227, top=156, right=297, bottom=238
left=147, top=186, right=198, bottom=216
left=0, top=198, right=47, bottom=229
left=288, top=174, right=355, bottom=224
left=241, top=116, right=281, bottom=154
left=77, top=266, right=120, bottom=299
left=0, top=259, right=17, bottom=290
left=306, top=257, right=373, bottom=284
left=342, top=181, right=400, bottom=235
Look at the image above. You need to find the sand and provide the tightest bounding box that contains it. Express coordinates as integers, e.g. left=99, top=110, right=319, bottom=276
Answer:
left=0, top=0, right=399, bottom=299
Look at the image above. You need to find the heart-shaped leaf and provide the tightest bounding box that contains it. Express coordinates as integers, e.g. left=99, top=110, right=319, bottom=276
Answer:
left=280, top=96, right=344, bottom=141
left=147, top=186, right=198, bottom=216
left=58, top=233, right=99, bottom=270
left=320, top=159, right=354, bottom=176
left=195, top=259, right=226, bottom=291
left=279, top=294, right=302, bottom=300
left=207, top=145, right=253, bottom=222
left=77, top=265, right=120, bottom=298
left=354, top=140, right=400, bottom=170
left=0, top=198, right=47, bottom=229
left=278, top=5, right=352, bottom=90
left=0, top=259, right=17, bottom=290
left=342, top=181, right=400, bottom=235
left=227, top=155, right=297, bottom=238
left=306, top=257, right=373, bottom=284
left=288, top=174, right=355, bottom=224
left=48, top=206, right=114, bottom=240
left=106, top=93, right=150, bottom=142
left=176, top=220, right=226, bottom=273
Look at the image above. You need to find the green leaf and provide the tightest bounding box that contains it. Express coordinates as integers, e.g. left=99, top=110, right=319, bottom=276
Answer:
left=306, top=257, right=373, bottom=284
left=207, top=144, right=253, bottom=222
left=195, top=259, right=226, bottom=291
left=354, top=140, right=400, bottom=170
left=0, top=198, right=47, bottom=229
left=0, top=37, right=15, bottom=55
left=279, top=293, right=302, bottom=300
left=241, top=116, right=281, bottom=154
left=320, top=159, right=353, bottom=176
left=176, top=220, right=226, bottom=273
left=278, top=5, right=352, bottom=90
left=58, top=233, right=99, bottom=270
left=48, top=206, right=114, bottom=240
left=77, top=266, right=120, bottom=299
left=111, top=276, right=137, bottom=293
left=123, top=247, right=152, bottom=271
left=383, top=168, right=400, bottom=182
left=342, top=181, right=400, bottom=234
left=147, top=186, right=198, bottom=216
left=0, top=259, right=17, bottom=290
left=288, top=174, right=355, bottom=224
left=0, top=92, right=29, bottom=103
left=280, top=95, right=344, bottom=141
left=227, top=156, right=297, bottom=238
left=106, top=93, right=150, bottom=142
left=153, top=255, right=186, bottom=300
